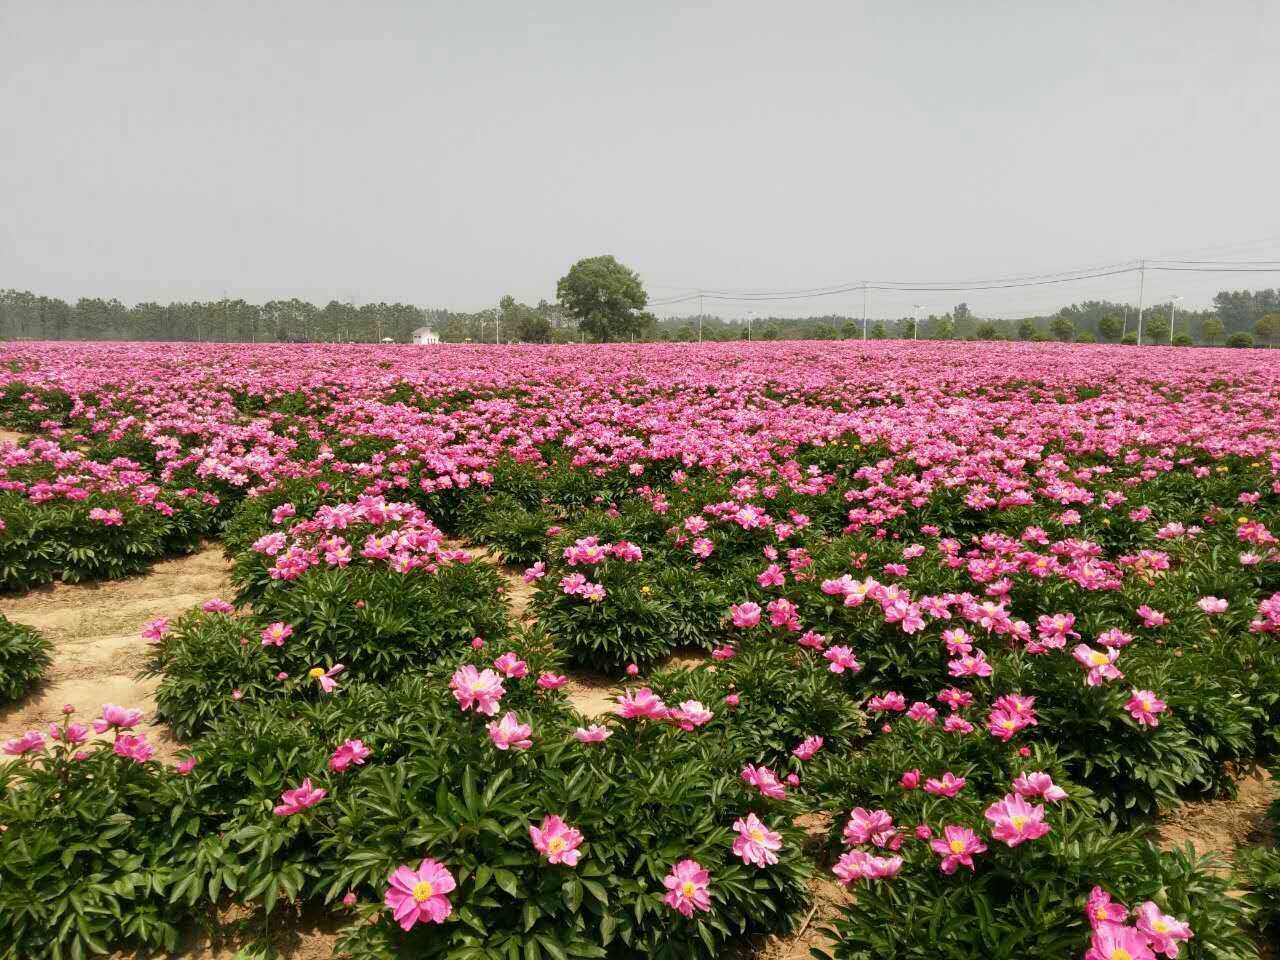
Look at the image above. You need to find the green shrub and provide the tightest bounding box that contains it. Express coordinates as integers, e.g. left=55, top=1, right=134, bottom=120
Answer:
left=0, top=613, right=50, bottom=703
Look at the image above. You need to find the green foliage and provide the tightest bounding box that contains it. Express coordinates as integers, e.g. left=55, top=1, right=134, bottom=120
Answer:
left=556, top=256, right=648, bottom=343
left=0, top=613, right=50, bottom=703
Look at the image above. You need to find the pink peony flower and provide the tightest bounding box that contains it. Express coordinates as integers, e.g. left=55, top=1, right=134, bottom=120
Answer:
left=48, top=721, right=89, bottom=743
left=529, top=814, right=584, bottom=866
left=984, top=793, right=1051, bottom=846
left=667, top=700, right=714, bottom=731
left=536, top=672, right=569, bottom=690
left=1073, top=644, right=1124, bottom=686
left=1125, top=689, right=1168, bottom=727
left=1136, top=604, right=1168, bottom=628
left=900, top=769, right=921, bottom=790
left=930, top=824, right=987, bottom=873
left=1012, top=771, right=1067, bottom=802
left=615, top=687, right=667, bottom=720
left=924, top=772, right=966, bottom=797
left=113, top=733, right=155, bottom=762
left=843, top=807, right=896, bottom=847
left=823, top=645, right=862, bottom=674
left=202, top=597, right=235, bottom=613
left=384, top=858, right=456, bottom=930
left=1086, top=886, right=1128, bottom=928
left=273, top=778, right=326, bottom=816
left=309, top=663, right=344, bottom=693
left=573, top=724, right=612, bottom=743
left=662, top=859, right=711, bottom=917
left=486, top=711, right=533, bottom=750
left=832, top=849, right=903, bottom=883
left=1196, top=596, right=1228, bottom=615
left=176, top=755, right=198, bottom=775
left=93, top=703, right=143, bottom=733
left=1085, top=922, right=1155, bottom=960
left=1135, top=901, right=1194, bottom=956
left=792, top=735, right=824, bottom=761
left=140, top=617, right=170, bottom=644
left=741, top=763, right=787, bottom=799
left=732, top=812, right=783, bottom=867
left=330, top=739, right=372, bottom=772
left=730, top=601, right=762, bottom=628
left=450, top=665, right=506, bottom=715
left=493, top=652, right=528, bottom=678
left=2, top=730, right=46, bottom=756
left=260, top=622, right=293, bottom=646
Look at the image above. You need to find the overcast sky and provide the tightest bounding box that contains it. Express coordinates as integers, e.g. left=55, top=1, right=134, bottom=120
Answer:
left=2, top=1, right=1278, bottom=318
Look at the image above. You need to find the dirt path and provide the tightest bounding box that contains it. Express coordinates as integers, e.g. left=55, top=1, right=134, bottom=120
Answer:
left=0, top=544, right=234, bottom=758
left=1156, top=764, right=1275, bottom=867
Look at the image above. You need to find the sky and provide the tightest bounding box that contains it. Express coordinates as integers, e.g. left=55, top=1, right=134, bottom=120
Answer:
left=2, top=0, right=1278, bottom=319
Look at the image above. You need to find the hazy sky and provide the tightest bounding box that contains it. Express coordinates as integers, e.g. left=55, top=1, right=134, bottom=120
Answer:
left=3, top=1, right=1278, bottom=318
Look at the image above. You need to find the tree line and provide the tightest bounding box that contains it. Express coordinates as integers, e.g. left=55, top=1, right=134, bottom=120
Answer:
left=2, top=281, right=1277, bottom=348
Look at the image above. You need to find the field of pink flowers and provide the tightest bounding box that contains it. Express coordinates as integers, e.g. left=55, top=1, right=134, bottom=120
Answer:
left=1, top=339, right=1279, bottom=960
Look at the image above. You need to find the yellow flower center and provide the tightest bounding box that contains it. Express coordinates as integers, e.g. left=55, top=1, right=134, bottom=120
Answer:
left=1095, top=907, right=1108, bottom=920
left=749, top=829, right=765, bottom=842
left=1111, top=950, right=1133, bottom=960
left=1153, top=919, right=1169, bottom=933
left=1141, top=699, right=1153, bottom=711
left=1089, top=651, right=1109, bottom=666
left=308, top=667, right=325, bottom=679
left=1001, top=720, right=1016, bottom=730
left=681, top=881, right=697, bottom=897
left=412, top=880, right=434, bottom=902
left=949, top=839, right=965, bottom=853
left=548, top=837, right=566, bottom=852
left=1010, top=815, right=1027, bottom=831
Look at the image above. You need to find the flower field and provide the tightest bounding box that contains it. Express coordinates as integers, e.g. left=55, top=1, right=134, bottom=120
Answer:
left=1, top=339, right=1278, bottom=960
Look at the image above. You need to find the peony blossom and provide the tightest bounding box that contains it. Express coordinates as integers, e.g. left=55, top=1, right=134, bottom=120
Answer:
left=493, top=652, right=528, bottom=678
left=112, top=733, right=155, bottom=762
left=662, top=859, right=711, bottom=917
left=741, top=763, right=787, bottom=799
left=792, top=735, right=824, bottom=760
left=450, top=665, right=506, bottom=715
left=923, top=772, right=967, bottom=797
left=823, top=645, right=862, bottom=674
left=667, top=700, right=714, bottom=731
left=1085, top=922, right=1156, bottom=960
left=573, top=724, right=612, bottom=743
left=93, top=703, right=143, bottom=733
left=615, top=687, right=667, bottom=720
left=309, top=663, right=344, bottom=693
left=2, top=730, right=46, bottom=756
left=536, top=672, right=568, bottom=690
left=984, top=794, right=1051, bottom=846
left=1012, top=771, right=1067, bottom=802
left=260, top=622, right=293, bottom=646
left=1135, top=901, right=1194, bottom=956
left=732, top=812, right=783, bottom=867
left=486, top=711, right=533, bottom=750
left=843, top=807, right=895, bottom=847
left=384, top=858, right=456, bottom=930
left=529, top=814, right=584, bottom=866
left=730, top=601, right=762, bottom=628
left=1125, top=689, right=1168, bottom=727
left=273, top=778, right=326, bottom=816
left=329, top=739, right=372, bottom=772
left=930, top=824, right=987, bottom=873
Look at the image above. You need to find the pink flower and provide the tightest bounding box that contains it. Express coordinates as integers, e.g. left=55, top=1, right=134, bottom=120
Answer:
left=140, top=617, right=169, bottom=644
left=309, top=663, right=344, bottom=693
left=615, top=687, right=667, bottom=720
left=663, top=859, right=711, bottom=917
left=948, top=649, right=994, bottom=677
left=625, top=663, right=640, bottom=676
left=984, top=794, right=1051, bottom=846
left=907, top=701, right=939, bottom=724
left=273, top=778, right=326, bottom=816
left=522, top=561, right=546, bottom=583
left=867, top=691, right=907, bottom=713
left=900, top=769, right=921, bottom=790
left=1085, top=922, right=1155, bottom=960
left=113, top=733, right=155, bottom=762
left=667, top=700, right=714, bottom=731
left=1136, top=604, right=1168, bottom=628
left=924, top=772, right=966, bottom=797
left=536, top=672, right=569, bottom=690
left=757, top=563, right=785, bottom=587
left=832, top=850, right=903, bottom=883
left=176, top=755, right=198, bottom=775
left=732, top=812, right=783, bottom=867
left=261, top=622, right=293, bottom=646
left=2, top=730, right=46, bottom=756
left=1072, top=644, right=1124, bottom=686
left=792, top=736, right=824, bottom=761
left=741, top=763, right=787, bottom=799
left=529, top=814, right=585, bottom=866
left=93, top=703, right=143, bottom=733
left=730, top=601, right=762, bottom=628
left=724, top=692, right=740, bottom=708
left=930, top=824, right=987, bottom=873
left=1125, top=689, right=1168, bottom=727
left=487, top=711, right=533, bottom=750
left=1135, top=901, right=1194, bottom=957
left=450, top=665, right=506, bottom=715
left=823, top=645, right=862, bottom=674
left=48, top=721, right=89, bottom=743
left=384, top=858, right=456, bottom=930
left=1012, top=771, right=1067, bottom=802
left=330, top=739, right=372, bottom=772
left=843, top=808, right=895, bottom=847
left=711, top=644, right=736, bottom=660
left=493, top=652, right=528, bottom=678
left=1196, top=596, right=1228, bottom=615
left=573, top=724, right=612, bottom=743
left=987, top=708, right=1032, bottom=741
left=1086, top=886, right=1128, bottom=928
left=202, top=598, right=234, bottom=613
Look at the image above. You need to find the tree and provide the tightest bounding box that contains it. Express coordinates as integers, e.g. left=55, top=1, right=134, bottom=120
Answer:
left=556, top=255, right=647, bottom=342
left=953, top=303, right=971, bottom=323
left=932, top=317, right=955, bottom=340
left=1143, top=313, right=1170, bottom=344
left=1017, top=318, right=1036, bottom=341
left=1049, top=315, right=1074, bottom=342
left=1097, top=313, right=1122, bottom=342
left=975, top=321, right=997, bottom=340
left=1227, top=331, right=1254, bottom=348
left=1254, top=313, right=1280, bottom=347
left=840, top=321, right=859, bottom=339
left=870, top=321, right=886, bottom=340
left=1200, top=317, right=1225, bottom=345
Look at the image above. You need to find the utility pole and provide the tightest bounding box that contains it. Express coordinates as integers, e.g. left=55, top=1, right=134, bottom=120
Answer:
left=495, top=301, right=501, bottom=344
left=1169, top=295, right=1182, bottom=345
left=746, top=310, right=755, bottom=341
left=1135, top=259, right=1146, bottom=345
left=862, top=282, right=868, bottom=340
left=698, top=292, right=703, bottom=343
left=912, top=304, right=922, bottom=340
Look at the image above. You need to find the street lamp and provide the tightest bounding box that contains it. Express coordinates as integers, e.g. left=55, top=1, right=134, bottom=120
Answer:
left=1169, top=295, right=1182, bottom=345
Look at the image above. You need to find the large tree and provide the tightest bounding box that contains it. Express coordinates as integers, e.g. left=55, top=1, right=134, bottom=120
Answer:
left=556, top=255, right=647, bottom=342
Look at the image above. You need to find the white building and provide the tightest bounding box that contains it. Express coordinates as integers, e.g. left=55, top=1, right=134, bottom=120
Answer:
left=411, top=326, right=441, bottom=344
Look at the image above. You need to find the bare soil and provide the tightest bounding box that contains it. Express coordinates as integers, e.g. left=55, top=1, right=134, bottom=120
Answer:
left=1156, top=764, right=1276, bottom=867
left=0, top=544, right=235, bottom=760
